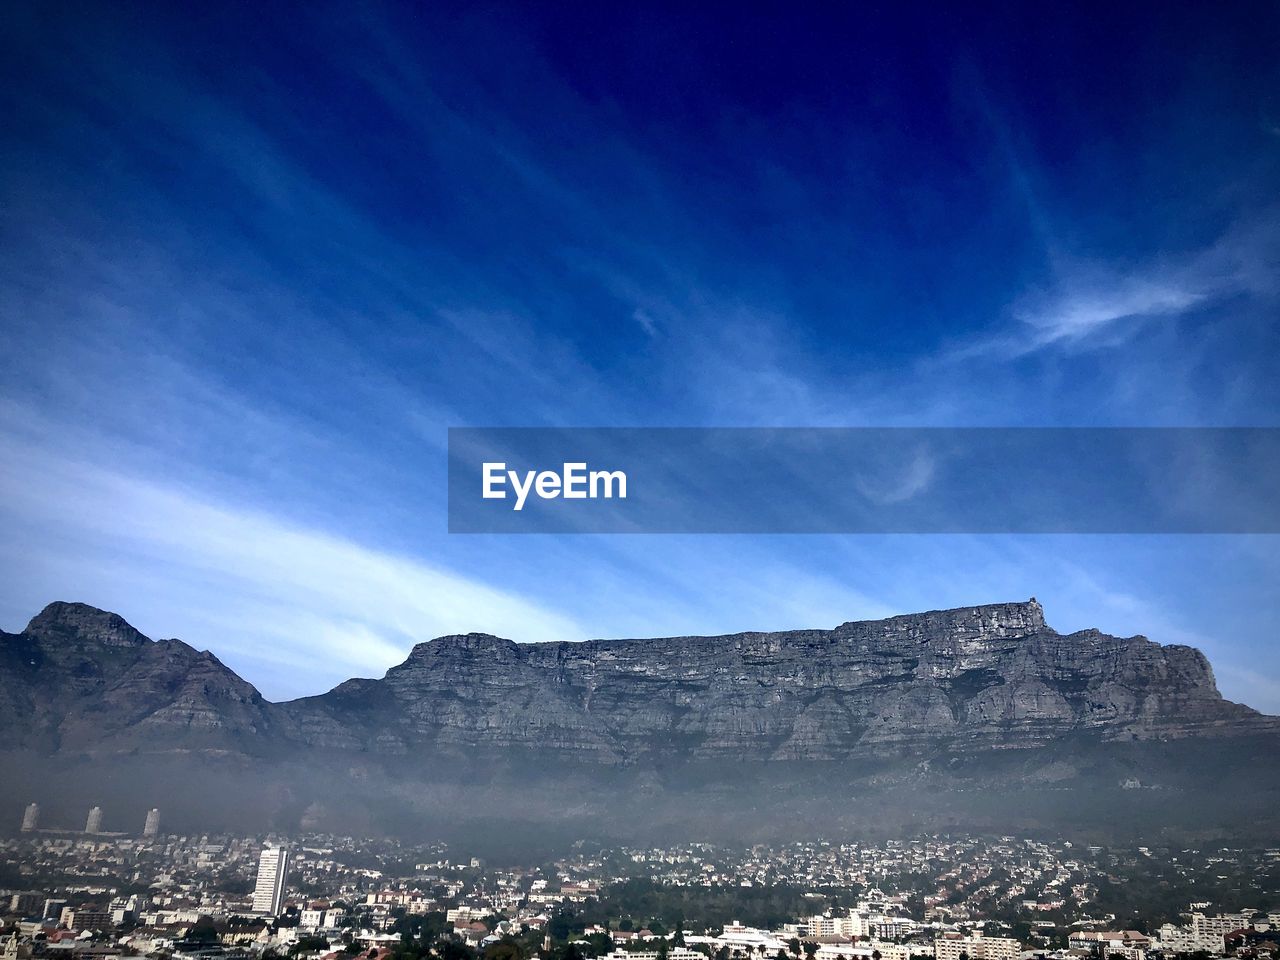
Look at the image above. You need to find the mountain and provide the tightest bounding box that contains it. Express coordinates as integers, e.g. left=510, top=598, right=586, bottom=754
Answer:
left=1, top=599, right=1277, bottom=846
left=0, top=601, right=280, bottom=755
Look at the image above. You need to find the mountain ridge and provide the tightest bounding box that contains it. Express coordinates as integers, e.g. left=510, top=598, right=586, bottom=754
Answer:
left=2, top=598, right=1277, bottom=841
left=2, top=598, right=1274, bottom=756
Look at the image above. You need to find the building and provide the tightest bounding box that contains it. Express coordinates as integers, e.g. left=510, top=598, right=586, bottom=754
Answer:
left=84, top=805, right=103, bottom=834
left=807, top=914, right=868, bottom=938
left=447, top=906, right=484, bottom=925
left=251, top=845, right=291, bottom=916
left=3, top=932, right=34, bottom=960
left=1157, top=913, right=1257, bottom=955
left=934, top=935, right=1021, bottom=960
left=20, top=803, right=39, bottom=832
left=142, top=808, right=161, bottom=838
left=814, top=945, right=875, bottom=960
left=1156, top=924, right=1199, bottom=954
left=715, top=922, right=787, bottom=955
left=1068, top=932, right=1149, bottom=960
left=8, top=892, right=43, bottom=916
left=63, top=906, right=112, bottom=931
left=1192, top=914, right=1254, bottom=953
left=866, top=942, right=920, bottom=960
left=868, top=917, right=919, bottom=940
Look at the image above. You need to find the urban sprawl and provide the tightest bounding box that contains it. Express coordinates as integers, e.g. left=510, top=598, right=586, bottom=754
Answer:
left=3, top=806, right=1278, bottom=960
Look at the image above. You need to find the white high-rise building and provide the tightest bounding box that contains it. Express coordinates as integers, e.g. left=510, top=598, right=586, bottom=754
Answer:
left=20, top=803, right=39, bottom=832
left=252, top=845, right=291, bottom=916
left=142, top=808, right=160, bottom=838
left=84, top=806, right=103, bottom=834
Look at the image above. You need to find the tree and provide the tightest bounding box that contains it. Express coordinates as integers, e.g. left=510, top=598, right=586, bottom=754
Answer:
left=483, top=941, right=526, bottom=960
left=439, top=942, right=477, bottom=960
left=188, top=917, right=220, bottom=943
left=548, top=912, right=576, bottom=942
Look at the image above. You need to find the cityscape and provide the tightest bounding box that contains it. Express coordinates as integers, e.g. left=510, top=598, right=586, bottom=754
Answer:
left=2, top=805, right=1278, bottom=960
left=3, top=9, right=1279, bottom=960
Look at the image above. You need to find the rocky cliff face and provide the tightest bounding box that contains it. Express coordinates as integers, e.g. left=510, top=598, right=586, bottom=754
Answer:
left=1, top=599, right=1270, bottom=762
left=2, top=598, right=1276, bottom=840
left=280, top=598, right=1271, bottom=762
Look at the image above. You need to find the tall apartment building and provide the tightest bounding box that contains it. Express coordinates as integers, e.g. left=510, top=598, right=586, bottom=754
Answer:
left=142, top=808, right=160, bottom=838
left=252, top=845, right=291, bottom=916
left=1191, top=914, right=1254, bottom=953
left=804, top=914, right=871, bottom=938
left=84, top=806, right=103, bottom=834
left=20, top=803, right=38, bottom=832
left=934, top=935, right=1021, bottom=960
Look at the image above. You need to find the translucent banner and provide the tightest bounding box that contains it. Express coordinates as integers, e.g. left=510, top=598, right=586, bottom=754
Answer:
left=446, top=427, right=1280, bottom=533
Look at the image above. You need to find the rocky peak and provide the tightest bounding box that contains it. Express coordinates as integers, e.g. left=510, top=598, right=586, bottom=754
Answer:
left=24, top=601, right=150, bottom=648
left=387, top=633, right=523, bottom=680
left=409, top=632, right=520, bottom=657
left=832, top=598, right=1048, bottom=645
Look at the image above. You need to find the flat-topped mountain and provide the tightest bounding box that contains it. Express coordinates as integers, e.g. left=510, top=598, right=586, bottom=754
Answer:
left=285, top=598, right=1272, bottom=761
left=1, top=599, right=1276, bottom=842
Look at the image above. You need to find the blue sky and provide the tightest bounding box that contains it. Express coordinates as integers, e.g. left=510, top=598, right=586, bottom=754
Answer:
left=1, top=2, right=1278, bottom=707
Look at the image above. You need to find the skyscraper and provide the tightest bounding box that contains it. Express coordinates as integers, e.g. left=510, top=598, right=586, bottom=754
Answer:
left=251, top=845, right=290, bottom=916
left=20, top=803, right=38, bottom=832
left=142, top=808, right=160, bottom=838
left=84, top=806, right=102, bottom=834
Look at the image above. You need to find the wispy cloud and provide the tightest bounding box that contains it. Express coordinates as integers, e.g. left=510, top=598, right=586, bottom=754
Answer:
left=0, top=431, right=585, bottom=700
left=1011, top=276, right=1206, bottom=354
left=945, top=206, right=1280, bottom=361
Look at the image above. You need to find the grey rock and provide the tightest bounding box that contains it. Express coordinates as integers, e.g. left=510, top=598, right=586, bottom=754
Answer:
left=2, top=598, right=1272, bottom=762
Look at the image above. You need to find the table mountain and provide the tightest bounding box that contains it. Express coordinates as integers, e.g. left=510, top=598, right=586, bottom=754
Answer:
left=1, top=599, right=1276, bottom=841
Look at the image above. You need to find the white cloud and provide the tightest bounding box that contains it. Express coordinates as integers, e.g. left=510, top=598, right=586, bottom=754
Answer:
left=945, top=208, right=1280, bottom=361
left=1014, top=277, right=1206, bottom=352
left=0, top=432, right=584, bottom=700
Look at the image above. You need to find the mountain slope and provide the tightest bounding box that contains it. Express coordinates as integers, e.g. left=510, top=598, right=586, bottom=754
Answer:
left=0, top=601, right=280, bottom=754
